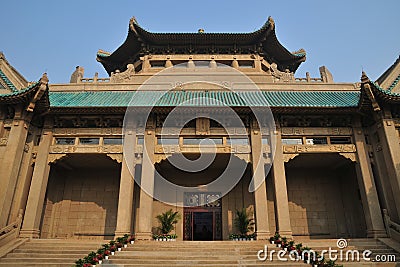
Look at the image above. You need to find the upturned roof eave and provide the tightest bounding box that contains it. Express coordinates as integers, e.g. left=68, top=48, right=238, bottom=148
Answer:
left=97, top=16, right=306, bottom=75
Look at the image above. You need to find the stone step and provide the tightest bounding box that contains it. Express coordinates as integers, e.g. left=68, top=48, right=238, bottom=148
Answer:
left=13, top=248, right=100, bottom=254
left=0, top=264, right=73, bottom=267
left=4, top=252, right=89, bottom=258
left=1, top=238, right=398, bottom=267
left=0, top=257, right=81, bottom=263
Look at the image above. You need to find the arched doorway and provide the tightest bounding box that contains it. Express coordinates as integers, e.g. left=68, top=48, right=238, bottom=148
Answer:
left=40, top=154, right=121, bottom=240
left=285, top=153, right=367, bottom=238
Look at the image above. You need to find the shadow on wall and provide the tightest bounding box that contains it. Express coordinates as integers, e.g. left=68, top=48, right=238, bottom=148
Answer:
left=39, top=154, right=122, bottom=240
left=285, top=153, right=367, bottom=239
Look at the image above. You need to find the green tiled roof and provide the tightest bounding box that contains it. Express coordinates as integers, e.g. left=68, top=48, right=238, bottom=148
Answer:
left=387, top=74, right=400, bottom=92
left=0, top=69, right=18, bottom=93
left=49, top=90, right=360, bottom=108
left=0, top=82, right=39, bottom=97
left=372, top=82, right=400, bottom=97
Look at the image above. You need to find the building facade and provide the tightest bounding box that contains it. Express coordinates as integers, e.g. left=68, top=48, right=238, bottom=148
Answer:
left=0, top=17, right=399, bottom=241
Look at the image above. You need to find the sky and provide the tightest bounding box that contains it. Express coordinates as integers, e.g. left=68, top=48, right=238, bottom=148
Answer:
left=1, top=0, right=399, bottom=84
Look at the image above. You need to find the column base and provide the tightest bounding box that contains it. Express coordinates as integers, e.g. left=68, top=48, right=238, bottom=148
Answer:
left=277, top=230, right=293, bottom=238
left=19, top=229, right=40, bottom=238
left=256, top=230, right=271, bottom=240
left=135, top=232, right=153, bottom=240
left=367, top=229, right=387, bottom=238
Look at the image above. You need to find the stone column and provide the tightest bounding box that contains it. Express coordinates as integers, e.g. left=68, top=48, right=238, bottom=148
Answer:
left=20, top=124, right=53, bottom=238
left=379, top=118, right=400, bottom=218
left=0, top=107, right=30, bottom=228
left=271, top=126, right=292, bottom=237
left=353, top=122, right=386, bottom=238
left=250, top=122, right=270, bottom=240
left=115, top=131, right=136, bottom=236
left=135, top=128, right=155, bottom=240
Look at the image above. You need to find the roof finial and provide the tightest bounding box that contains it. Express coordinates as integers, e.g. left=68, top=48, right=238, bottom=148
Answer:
left=198, top=28, right=205, bottom=33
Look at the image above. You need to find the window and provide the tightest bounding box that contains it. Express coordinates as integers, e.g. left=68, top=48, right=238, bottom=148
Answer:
left=330, top=137, right=352, bottom=144
left=150, top=61, right=165, bottom=68
left=55, top=138, right=75, bottom=145
left=137, top=136, right=144, bottom=144
left=104, top=138, right=123, bottom=145
left=227, top=138, right=249, bottom=145
left=238, top=60, right=254, bottom=68
left=79, top=138, right=99, bottom=145
left=281, top=138, right=303, bottom=145
left=306, top=137, right=327, bottom=145
left=183, top=138, right=223, bottom=145
left=157, top=137, right=179, bottom=145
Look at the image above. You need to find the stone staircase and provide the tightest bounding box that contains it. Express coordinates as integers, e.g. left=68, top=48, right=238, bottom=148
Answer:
left=101, top=239, right=399, bottom=266
left=0, top=238, right=398, bottom=266
left=0, top=239, right=105, bottom=267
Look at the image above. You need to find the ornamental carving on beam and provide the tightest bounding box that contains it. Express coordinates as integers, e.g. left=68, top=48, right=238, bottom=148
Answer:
left=234, top=153, right=250, bottom=163
left=283, top=153, right=299, bottom=163
left=338, top=153, right=357, bottom=162
left=283, top=144, right=356, bottom=153
left=48, top=153, right=67, bottom=164
left=106, top=153, right=123, bottom=163
left=281, top=127, right=352, bottom=136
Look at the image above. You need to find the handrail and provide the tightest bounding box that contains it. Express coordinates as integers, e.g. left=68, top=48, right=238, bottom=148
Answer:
left=383, top=209, right=400, bottom=240
left=0, top=209, right=23, bottom=241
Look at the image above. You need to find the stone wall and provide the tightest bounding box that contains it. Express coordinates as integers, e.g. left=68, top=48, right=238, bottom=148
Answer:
left=40, top=159, right=120, bottom=240
left=285, top=155, right=366, bottom=238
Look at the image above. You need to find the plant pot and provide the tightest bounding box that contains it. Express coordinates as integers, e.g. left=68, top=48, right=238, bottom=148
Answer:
left=250, top=238, right=254, bottom=241
left=277, top=244, right=281, bottom=248
left=99, top=260, right=102, bottom=264
left=130, top=240, right=134, bottom=244
left=284, top=247, right=287, bottom=251
left=271, top=241, right=275, bottom=244
left=163, top=238, right=167, bottom=241
left=234, top=238, right=239, bottom=241
left=111, top=251, right=115, bottom=255
left=117, top=247, right=122, bottom=251
left=123, top=244, right=128, bottom=248
left=105, top=255, right=109, bottom=260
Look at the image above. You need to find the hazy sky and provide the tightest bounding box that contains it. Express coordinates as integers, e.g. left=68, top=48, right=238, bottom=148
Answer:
left=1, top=0, right=399, bottom=83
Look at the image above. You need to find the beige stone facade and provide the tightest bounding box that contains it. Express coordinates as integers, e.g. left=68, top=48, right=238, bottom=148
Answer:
left=0, top=18, right=399, bottom=243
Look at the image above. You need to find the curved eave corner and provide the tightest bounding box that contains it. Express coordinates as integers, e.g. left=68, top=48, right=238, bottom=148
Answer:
left=264, top=17, right=306, bottom=73
left=0, top=73, right=50, bottom=113
left=360, top=71, right=400, bottom=107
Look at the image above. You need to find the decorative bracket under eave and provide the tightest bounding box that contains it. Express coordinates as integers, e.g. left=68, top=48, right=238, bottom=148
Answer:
left=361, top=71, right=381, bottom=112
left=26, top=73, right=49, bottom=112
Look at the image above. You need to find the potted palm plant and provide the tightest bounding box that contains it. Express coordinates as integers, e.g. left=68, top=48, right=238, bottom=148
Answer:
left=234, top=208, right=255, bottom=241
left=155, top=209, right=180, bottom=241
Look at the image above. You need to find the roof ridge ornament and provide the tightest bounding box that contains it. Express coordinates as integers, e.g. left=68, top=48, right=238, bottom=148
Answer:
left=129, top=16, right=139, bottom=36
left=267, top=16, right=275, bottom=30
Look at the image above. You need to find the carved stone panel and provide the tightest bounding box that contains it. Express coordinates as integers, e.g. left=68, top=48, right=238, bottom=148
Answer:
left=281, top=127, right=352, bottom=136
left=0, top=138, right=7, bottom=146
left=283, top=144, right=356, bottom=153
